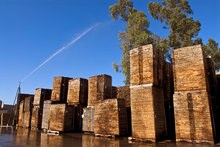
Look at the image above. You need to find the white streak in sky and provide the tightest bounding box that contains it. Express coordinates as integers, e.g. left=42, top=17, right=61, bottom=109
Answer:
left=20, top=23, right=100, bottom=83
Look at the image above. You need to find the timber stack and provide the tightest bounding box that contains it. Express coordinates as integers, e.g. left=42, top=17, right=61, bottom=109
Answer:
left=129, top=44, right=167, bottom=142
left=216, top=72, right=220, bottom=109
left=67, top=78, right=88, bottom=132
left=116, top=86, right=131, bottom=135
left=41, top=100, right=52, bottom=132
left=16, top=93, right=34, bottom=125
left=48, top=76, right=73, bottom=133
left=31, top=88, right=52, bottom=130
left=23, top=95, right=34, bottom=128
left=172, top=44, right=219, bottom=144
left=94, top=98, right=127, bottom=137
left=82, top=74, right=112, bottom=133
left=1, top=112, right=14, bottom=126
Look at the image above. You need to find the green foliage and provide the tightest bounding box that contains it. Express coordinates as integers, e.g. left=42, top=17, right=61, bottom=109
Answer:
left=148, top=0, right=201, bottom=49
left=202, top=38, right=220, bottom=71
left=110, top=0, right=153, bottom=85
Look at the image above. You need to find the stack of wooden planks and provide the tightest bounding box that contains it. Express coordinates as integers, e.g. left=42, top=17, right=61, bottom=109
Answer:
left=129, top=44, right=167, bottom=142
left=31, top=88, right=52, bottom=130
left=41, top=100, right=52, bottom=131
left=16, top=94, right=34, bottom=125
left=172, top=44, right=219, bottom=144
left=94, top=98, right=127, bottom=136
left=0, top=112, right=14, bottom=126
left=82, top=107, right=94, bottom=133
left=67, top=78, right=88, bottom=106
left=51, top=76, right=72, bottom=103
left=216, top=72, right=220, bottom=105
left=18, top=100, right=24, bottom=127
left=23, top=96, right=34, bottom=128
left=88, top=74, right=112, bottom=107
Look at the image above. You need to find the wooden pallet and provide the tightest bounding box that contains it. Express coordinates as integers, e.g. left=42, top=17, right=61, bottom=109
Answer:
left=95, top=134, right=117, bottom=138
left=31, top=127, right=38, bottom=130
left=176, top=139, right=214, bottom=145
left=128, top=137, right=156, bottom=143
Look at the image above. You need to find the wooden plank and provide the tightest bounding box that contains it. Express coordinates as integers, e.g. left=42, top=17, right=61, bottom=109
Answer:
left=24, top=96, right=34, bottom=113
left=116, top=86, right=130, bottom=107
left=0, top=112, right=14, bottom=126
left=94, top=98, right=127, bottom=136
left=18, top=100, right=24, bottom=127
left=31, top=106, right=43, bottom=129
left=67, top=78, right=88, bottom=105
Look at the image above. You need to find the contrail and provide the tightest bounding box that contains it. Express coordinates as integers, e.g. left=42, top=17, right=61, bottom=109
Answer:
left=20, top=23, right=100, bottom=83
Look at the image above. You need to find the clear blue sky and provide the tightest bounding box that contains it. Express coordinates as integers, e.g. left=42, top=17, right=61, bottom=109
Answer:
left=0, top=0, right=219, bottom=104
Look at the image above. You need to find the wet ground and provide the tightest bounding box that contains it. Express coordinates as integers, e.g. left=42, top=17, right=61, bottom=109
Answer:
left=0, top=127, right=219, bottom=147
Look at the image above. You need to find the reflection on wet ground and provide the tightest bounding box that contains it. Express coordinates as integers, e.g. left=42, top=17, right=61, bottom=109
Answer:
left=0, top=127, right=219, bottom=147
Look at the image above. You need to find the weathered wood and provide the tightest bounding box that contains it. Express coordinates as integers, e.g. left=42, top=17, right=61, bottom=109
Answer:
left=116, top=86, right=130, bottom=107
left=23, top=112, right=31, bottom=128
left=24, top=96, right=34, bottom=113
left=41, top=100, right=52, bottom=130
left=130, top=85, right=166, bottom=141
left=173, top=91, right=214, bottom=143
left=31, top=106, right=43, bottom=129
left=33, top=88, right=52, bottom=106
left=94, top=98, right=127, bottom=136
left=0, top=112, right=14, bottom=125
left=88, top=74, right=112, bottom=107
left=130, top=44, right=164, bottom=86
left=112, top=86, right=117, bottom=98
left=67, top=78, right=88, bottom=105
left=49, top=104, right=74, bottom=132
left=51, top=76, right=72, bottom=102
left=172, top=44, right=210, bottom=92
left=18, top=100, right=24, bottom=127
left=82, top=107, right=94, bottom=132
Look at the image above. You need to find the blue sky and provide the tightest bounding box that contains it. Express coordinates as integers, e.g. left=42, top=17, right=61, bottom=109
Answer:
left=0, top=0, right=219, bottom=104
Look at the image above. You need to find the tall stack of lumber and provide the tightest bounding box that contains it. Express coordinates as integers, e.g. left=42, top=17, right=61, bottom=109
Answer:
left=0, top=100, right=2, bottom=110
left=129, top=44, right=167, bottom=142
left=48, top=103, right=75, bottom=132
left=1, top=112, right=14, bottom=126
left=23, top=96, right=34, bottom=128
left=66, top=78, right=88, bottom=132
left=41, top=100, right=52, bottom=131
left=51, top=76, right=72, bottom=103
left=16, top=93, right=34, bottom=124
left=67, top=78, right=88, bottom=106
left=82, top=74, right=112, bottom=133
left=31, top=88, right=52, bottom=130
left=88, top=74, right=112, bottom=107
left=94, top=98, right=127, bottom=136
left=172, top=44, right=219, bottom=144
left=82, top=107, right=94, bottom=132
left=18, top=100, right=24, bottom=127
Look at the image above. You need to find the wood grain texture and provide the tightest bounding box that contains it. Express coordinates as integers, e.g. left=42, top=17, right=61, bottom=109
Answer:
left=82, top=107, right=94, bottom=132
left=116, top=86, right=130, bottom=107
left=41, top=100, right=52, bottom=130
left=67, top=78, right=88, bottom=105
left=51, top=76, right=72, bottom=102
left=130, top=86, right=166, bottom=141
left=130, top=44, right=164, bottom=86
left=18, top=100, right=24, bottom=127
left=24, top=96, right=34, bottom=113
left=88, top=74, right=112, bottom=107
left=33, top=89, right=52, bottom=106
left=172, top=44, right=210, bottom=92
left=31, top=106, right=43, bottom=129
left=173, top=91, right=214, bottom=142
left=94, top=98, right=127, bottom=136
